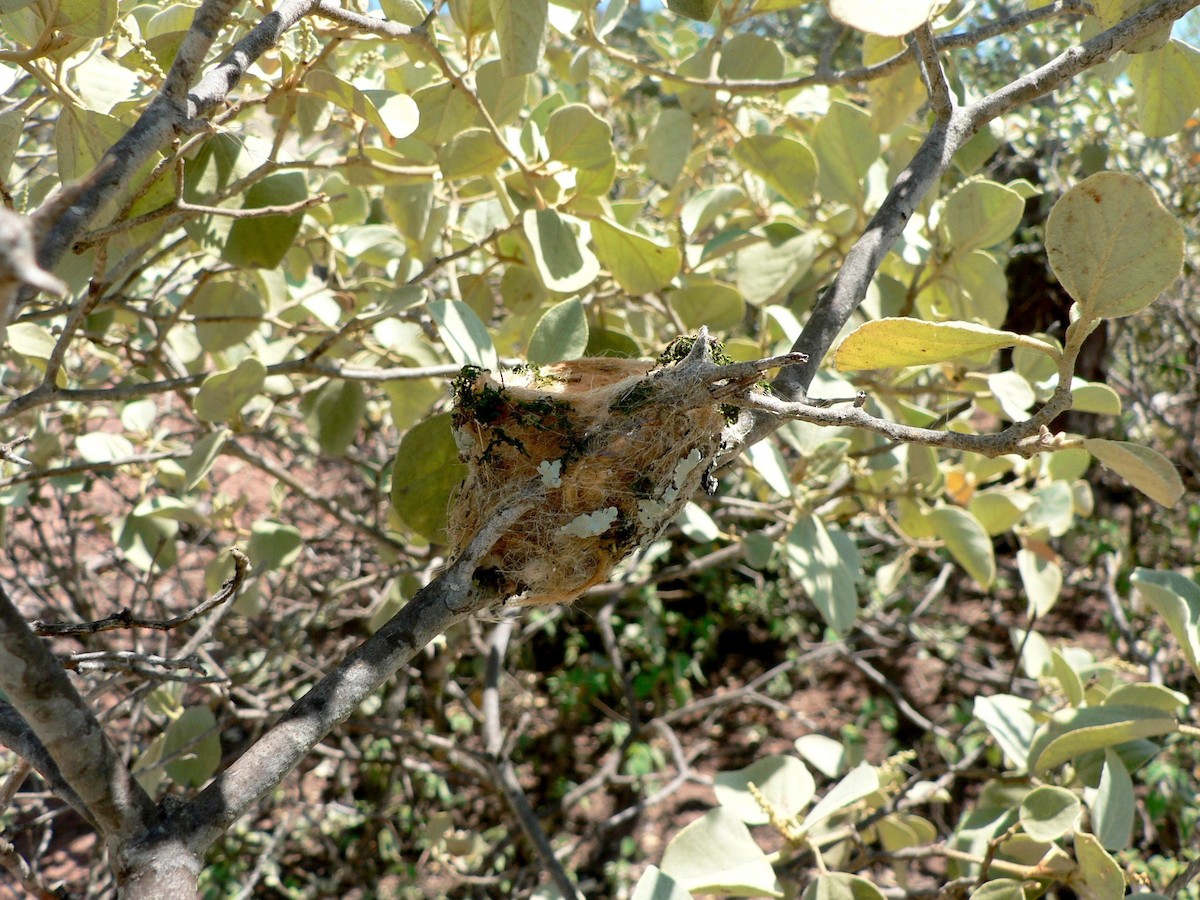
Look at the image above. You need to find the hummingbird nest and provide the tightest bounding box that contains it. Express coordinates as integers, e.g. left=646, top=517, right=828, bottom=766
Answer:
left=447, top=329, right=806, bottom=605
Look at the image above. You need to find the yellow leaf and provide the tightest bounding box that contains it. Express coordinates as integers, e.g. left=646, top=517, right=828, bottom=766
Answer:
left=834, top=318, right=1019, bottom=371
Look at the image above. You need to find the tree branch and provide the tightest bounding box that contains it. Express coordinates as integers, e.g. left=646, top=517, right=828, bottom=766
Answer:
left=177, top=483, right=542, bottom=854
left=0, top=583, right=156, bottom=847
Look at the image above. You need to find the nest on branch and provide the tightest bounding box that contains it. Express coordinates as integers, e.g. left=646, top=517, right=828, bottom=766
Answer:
left=447, top=329, right=806, bottom=605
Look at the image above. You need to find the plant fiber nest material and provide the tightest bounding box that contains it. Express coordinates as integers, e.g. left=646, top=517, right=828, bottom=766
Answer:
left=447, top=330, right=806, bottom=605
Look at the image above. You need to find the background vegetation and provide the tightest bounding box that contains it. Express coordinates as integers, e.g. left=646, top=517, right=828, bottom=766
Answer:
left=1, top=0, right=1200, bottom=897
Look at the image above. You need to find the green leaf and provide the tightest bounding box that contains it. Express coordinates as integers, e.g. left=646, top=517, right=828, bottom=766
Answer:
left=522, top=209, right=601, bottom=293
left=222, top=172, right=308, bottom=269
left=646, top=108, right=694, bottom=186
left=632, top=866, right=693, bottom=900
left=53, top=0, right=117, bottom=38
left=1029, top=705, right=1178, bottom=773
left=802, top=763, right=880, bottom=830
left=786, top=515, right=860, bottom=636
left=812, top=100, right=879, bottom=206
left=193, top=358, right=267, bottom=423
left=307, top=380, right=365, bottom=457
left=183, top=429, right=230, bottom=492
left=490, top=0, right=547, bottom=76
left=55, top=106, right=127, bottom=182
left=973, top=695, right=1035, bottom=771
left=591, top=218, right=681, bottom=294
left=665, top=0, right=720, bottom=21
left=429, top=299, right=500, bottom=370
left=940, top=179, right=1025, bottom=253
left=527, top=297, right=589, bottom=364
left=717, top=34, right=786, bottom=81
left=660, top=807, right=783, bottom=897
left=828, top=0, right=938, bottom=35
left=0, top=107, right=24, bottom=180
left=736, top=231, right=818, bottom=306
left=732, top=135, right=818, bottom=207
left=927, top=506, right=996, bottom=588
left=1093, top=0, right=1171, bottom=52
left=1017, top=549, right=1062, bottom=618
left=969, top=490, right=1033, bottom=536
left=546, top=103, right=614, bottom=170
left=1019, top=786, right=1081, bottom=841
left=6, top=322, right=56, bottom=360
left=76, top=432, right=134, bottom=464
left=1045, top=172, right=1183, bottom=319
left=794, top=734, right=847, bottom=779
left=678, top=502, right=720, bottom=542
left=1070, top=381, right=1121, bottom=415
left=969, top=880, right=1025, bottom=900
left=987, top=371, right=1035, bottom=421
left=835, top=318, right=1020, bottom=371
left=802, top=874, right=887, bottom=900
left=305, top=71, right=418, bottom=139
left=391, top=413, right=467, bottom=543
left=114, top=512, right=178, bottom=572
left=1072, top=833, right=1125, bottom=900
left=1128, top=41, right=1200, bottom=137
left=162, top=706, right=221, bottom=789
left=1082, top=438, right=1183, bottom=507
left=1092, top=749, right=1134, bottom=851
left=249, top=520, right=303, bottom=571
left=191, top=276, right=264, bottom=352
left=411, top=82, right=480, bottom=145
left=437, top=128, right=508, bottom=180
left=1131, top=568, right=1200, bottom=679
left=714, top=755, right=816, bottom=825
left=668, top=282, right=745, bottom=332
left=133, top=496, right=210, bottom=527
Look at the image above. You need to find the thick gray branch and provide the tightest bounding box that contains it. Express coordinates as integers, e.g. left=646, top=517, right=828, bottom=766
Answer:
left=177, top=488, right=540, bottom=854
left=0, top=584, right=155, bottom=844
left=740, top=0, right=1200, bottom=450
left=0, top=698, right=98, bottom=828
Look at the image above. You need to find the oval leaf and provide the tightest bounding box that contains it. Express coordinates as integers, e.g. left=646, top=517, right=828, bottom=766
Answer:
left=522, top=209, right=601, bottom=293
left=390, top=413, right=467, bottom=543
left=1082, top=438, right=1183, bottom=507
left=526, top=297, right=589, bottom=364
left=660, top=807, right=783, bottom=897
left=1030, top=705, right=1179, bottom=773
left=1092, top=749, right=1134, bottom=851
left=835, top=318, right=1019, bottom=371
left=829, top=0, right=939, bottom=35
left=714, top=755, right=816, bottom=826
left=591, top=218, right=682, bottom=294
left=163, top=706, right=221, bottom=789
left=927, top=506, right=996, bottom=588
left=1019, top=785, right=1081, bottom=842
left=193, top=358, right=267, bottom=423
left=1045, top=172, right=1183, bottom=319
left=940, top=179, right=1025, bottom=253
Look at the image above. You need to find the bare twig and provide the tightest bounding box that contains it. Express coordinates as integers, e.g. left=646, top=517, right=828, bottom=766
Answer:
left=32, top=549, right=249, bottom=636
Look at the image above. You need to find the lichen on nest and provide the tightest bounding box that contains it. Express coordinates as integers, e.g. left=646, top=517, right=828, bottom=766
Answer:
left=447, top=328, right=806, bottom=605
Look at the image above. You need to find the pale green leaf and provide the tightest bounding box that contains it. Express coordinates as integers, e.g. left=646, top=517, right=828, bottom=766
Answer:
left=390, top=413, right=467, bottom=543
left=1094, top=0, right=1171, bottom=52
left=835, top=318, right=1019, bottom=371
left=77, top=432, right=134, bottom=464
left=812, top=100, right=879, bottom=205
left=668, top=283, right=745, bottom=332
left=1131, top=568, right=1200, bottom=679
left=307, top=380, right=365, bottom=457
left=222, top=172, right=308, bottom=269
left=436, top=128, right=508, bottom=180
left=794, top=734, right=847, bottom=779
left=677, top=502, right=721, bottom=543
left=7, top=322, right=56, bottom=360
left=183, top=429, right=230, bottom=492
left=969, top=880, right=1025, bottom=900
left=1104, top=683, right=1187, bottom=714
left=987, top=371, right=1036, bottom=421
left=162, top=706, right=221, bottom=789
left=1071, top=381, right=1122, bottom=415
left=940, top=180, right=1025, bottom=253
left=54, top=0, right=117, bottom=38
left=1072, top=833, right=1125, bottom=900
left=632, top=866, right=694, bottom=900
left=973, top=694, right=1035, bottom=771
left=546, top=103, right=614, bottom=170
left=927, top=506, right=996, bottom=588
left=1019, top=786, right=1081, bottom=842
left=1045, top=172, right=1183, bottom=319
left=1092, top=749, right=1134, bottom=851
left=717, top=34, right=785, bottom=81
left=429, top=299, right=500, bottom=370
left=802, top=874, right=887, bottom=900
left=646, top=108, right=694, bottom=186
left=714, top=756, right=816, bottom=825
left=1127, top=41, right=1200, bottom=138
left=732, top=135, right=818, bottom=207
left=193, top=358, right=266, bottom=423
left=527, top=297, right=589, bottom=364
left=660, top=807, right=783, bottom=897
left=735, top=231, right=818, bottom=306
left=249, top=520, right=303, bottom=571
left=591, top=218, right=681, bottom=294
left=490, top=0, right=547, bottom=75
left=786, top=516, right=860, bottom=636
left=191, top=277, right=263, bottom=352
left=1082, top=438, right=1184, bottom=507
left=1018, top=549, right=1063, bottom=618
left=802, top=763, right=880, bottom=831
left=522, top=209, right=601, bottom=293
left=828, top=0, right=938, bottom=35
left=1030, top=705, right=1178, bottom=773
left=306, top=71, right=417, bottom=139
